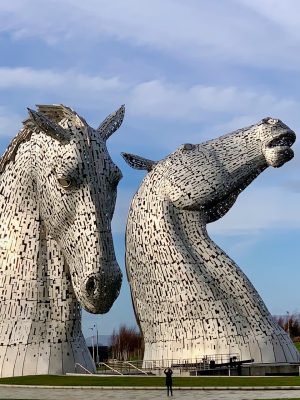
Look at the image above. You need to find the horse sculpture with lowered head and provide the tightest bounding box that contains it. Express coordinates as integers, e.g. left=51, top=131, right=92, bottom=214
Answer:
left=0, top=104, right=124, bottom=376
left=123, top=117, right=300, bottom=365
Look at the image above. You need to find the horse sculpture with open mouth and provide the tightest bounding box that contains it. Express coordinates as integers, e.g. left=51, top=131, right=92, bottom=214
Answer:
left=123, top=117, right=300, bottom=365
left=0, top=104, right=124, bottom=376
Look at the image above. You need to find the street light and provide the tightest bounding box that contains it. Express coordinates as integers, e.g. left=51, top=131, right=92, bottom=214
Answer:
left=287, top=311, right=290, bottom=336
left=94, top=323, right=100, bottom=364
left=89, top=327, right=95, bottom=363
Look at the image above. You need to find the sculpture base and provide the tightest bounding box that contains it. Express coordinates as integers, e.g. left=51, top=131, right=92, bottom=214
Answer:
left=188, top=362, right=300, bottom=376
left=182, top=363, right=300, bottom=376
left=0, top=340, right=95, bottom=377
left=241, top=362, right=300, bottom=376
left=142, top=332, right=300, bottom=368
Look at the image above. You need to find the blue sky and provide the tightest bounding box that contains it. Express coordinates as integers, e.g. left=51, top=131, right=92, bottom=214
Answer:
left=0, top=0, right=299, bottom=340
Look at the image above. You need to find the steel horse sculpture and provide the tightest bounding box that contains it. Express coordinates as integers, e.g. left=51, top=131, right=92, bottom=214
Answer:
left=0, top=104, right=124, bottom=376
left=123, top=117, right=300, bottom=365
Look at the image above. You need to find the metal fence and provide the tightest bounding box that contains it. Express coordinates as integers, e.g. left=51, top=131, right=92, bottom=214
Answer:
left=96, top=353, right=241, bottom=375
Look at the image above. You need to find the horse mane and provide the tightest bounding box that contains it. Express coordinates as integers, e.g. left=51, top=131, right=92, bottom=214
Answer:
left=0, top=104, right=82, bottom=174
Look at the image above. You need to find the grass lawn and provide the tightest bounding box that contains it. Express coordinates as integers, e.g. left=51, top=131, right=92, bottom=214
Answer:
left=0, top=375, right=299, bottom=387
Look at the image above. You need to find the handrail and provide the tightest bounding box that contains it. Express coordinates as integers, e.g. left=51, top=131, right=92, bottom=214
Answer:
left=142, top=353, right=241, bottom=369
left=74, top=363, right=93, bottom=374
left=96, top=354, right=245, bottom=375
left=123, top=361, right=148, bottom=375
left=100, top=362, right=123, bottom=375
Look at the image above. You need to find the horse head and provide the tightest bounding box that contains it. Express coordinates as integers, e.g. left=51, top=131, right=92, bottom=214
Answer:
left=26, top=104, right=123, bottom=313
left=122, top=117, right=295, bottom=223
left=122, top=117, right=298, bottom=365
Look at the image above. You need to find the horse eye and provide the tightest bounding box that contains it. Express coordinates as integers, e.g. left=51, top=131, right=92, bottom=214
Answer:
left=110, top=176, right=120, bottom=188
left=57, top=176, right=72, bottom=188
left=268, top=118, right=278, bottom=125
left=262, top=118, right=278, bottom=125
left=109, top=168, right=122, bottom=188
left=182, top=143, right=195, bottom=151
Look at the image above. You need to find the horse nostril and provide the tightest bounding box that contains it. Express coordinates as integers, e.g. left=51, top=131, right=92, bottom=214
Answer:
left=86, top=276, right=97, bottom=297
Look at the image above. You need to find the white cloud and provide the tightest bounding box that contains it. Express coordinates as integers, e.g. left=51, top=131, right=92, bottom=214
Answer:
left=0, top=67, right=122, bottom=92
left=0, top=67, right=126, bottom=128
left=2, top=0, right=300, bottom=69
left=1, top=67, right=299, bottom=123
left=128, top=80, right=299, bottom=122
left=2, top=66, right=300, bottom=154
left=237, top=0, right=300, bottom=39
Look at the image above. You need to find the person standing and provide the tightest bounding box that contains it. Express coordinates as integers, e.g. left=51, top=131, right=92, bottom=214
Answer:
left=164, top=367, right=173, bottom=396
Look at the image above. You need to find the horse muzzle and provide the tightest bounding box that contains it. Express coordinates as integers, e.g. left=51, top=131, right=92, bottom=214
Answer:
left=263, top=129, right=296, bottom=168
left=78, top=266, right=122, bottom=314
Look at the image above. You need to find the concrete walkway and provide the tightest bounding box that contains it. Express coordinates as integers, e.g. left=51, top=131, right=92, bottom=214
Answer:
left=0, top=387, right=300, bottom=400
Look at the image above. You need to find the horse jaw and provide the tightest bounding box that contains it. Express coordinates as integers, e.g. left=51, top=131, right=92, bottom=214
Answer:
left=263, top=145, right=294, bottom=168
left=262, top=126, right=295, bottom=168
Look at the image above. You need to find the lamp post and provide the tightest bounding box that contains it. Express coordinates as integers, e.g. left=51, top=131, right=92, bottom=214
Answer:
left=228, top=342, right=231, bottom=376
left=287, top=311, right=290, bottom=336
left=89, top=327, right=95, bottom=363
left=94, top=323, right=100, bottom=364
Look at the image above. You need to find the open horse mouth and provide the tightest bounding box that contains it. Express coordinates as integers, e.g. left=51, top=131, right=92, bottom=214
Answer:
left=266, top=130, right=296, bottom=149
left=263, top=130, right=296, bottom=168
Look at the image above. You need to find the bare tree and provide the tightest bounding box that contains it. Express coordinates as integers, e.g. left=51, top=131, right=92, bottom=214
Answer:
left=274, top=314, right=300, bottom=340
left=110, top=325, right=144, bottom=361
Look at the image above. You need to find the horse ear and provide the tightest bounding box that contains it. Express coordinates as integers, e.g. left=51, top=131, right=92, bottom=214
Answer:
left=27, top=108, right=71, bottom=144
left=121, top=152, right=157, bottom=172
left=97, top=105, right=125, bottom=141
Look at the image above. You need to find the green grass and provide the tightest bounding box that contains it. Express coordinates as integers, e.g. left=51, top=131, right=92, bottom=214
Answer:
left=295, top=342, right=300, bottom=352
left=0, top=375, right=299, bottom=387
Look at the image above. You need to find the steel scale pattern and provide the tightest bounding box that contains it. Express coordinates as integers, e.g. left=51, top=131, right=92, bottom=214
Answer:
left=123, top=117, right=300, bottom=365
left=0, top=104, right=124, bottom=376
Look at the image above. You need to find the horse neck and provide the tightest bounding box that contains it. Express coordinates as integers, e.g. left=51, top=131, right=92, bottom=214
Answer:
left=166, top=205, right=223, bottom=257
left=139, top=197, right=212, bottom=265
left=130, top=190, right=272, bottom=321
left=129, top=187, right=209, bottom=268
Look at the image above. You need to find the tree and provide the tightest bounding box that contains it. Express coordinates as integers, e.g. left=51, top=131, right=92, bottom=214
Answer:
left=110, top=325, right=144, bottom=361
left=274, top=314, right=300, bottom=340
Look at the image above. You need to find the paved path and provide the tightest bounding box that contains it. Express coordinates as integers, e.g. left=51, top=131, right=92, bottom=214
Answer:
left=0, top=387, right=300, bottom=400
